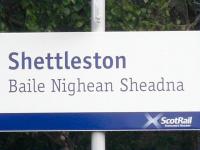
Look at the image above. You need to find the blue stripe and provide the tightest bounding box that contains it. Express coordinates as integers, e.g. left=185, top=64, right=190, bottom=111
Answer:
left=0, top=112, right=199, bottom=131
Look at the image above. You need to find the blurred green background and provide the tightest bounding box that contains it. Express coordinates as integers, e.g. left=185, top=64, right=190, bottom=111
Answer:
left=0, top=0, right=200, bottom=32
left=0, top=0, right=200, bottom=150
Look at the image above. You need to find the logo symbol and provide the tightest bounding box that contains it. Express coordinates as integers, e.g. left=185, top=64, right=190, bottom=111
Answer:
left=143, top=113, right=163, bottom=129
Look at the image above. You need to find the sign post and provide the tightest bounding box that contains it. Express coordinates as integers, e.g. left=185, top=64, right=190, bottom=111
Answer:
left=92, top=0, right=105, bottom=32
left=91, top=0, right=106, bottom=150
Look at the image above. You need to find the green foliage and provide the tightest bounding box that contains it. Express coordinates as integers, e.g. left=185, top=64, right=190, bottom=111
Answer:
left=0, top=0, right=90, bottom=32
left=0, top=0, right=199, bottom=32
left=106, top=0, right=200, bottom=30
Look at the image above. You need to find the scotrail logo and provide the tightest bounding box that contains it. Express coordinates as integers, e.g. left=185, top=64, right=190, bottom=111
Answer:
left=143, top=113, right=193, bottom=129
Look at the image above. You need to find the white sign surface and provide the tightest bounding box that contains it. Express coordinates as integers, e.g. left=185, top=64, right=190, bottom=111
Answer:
left=0, top=31, right=199, bottom=113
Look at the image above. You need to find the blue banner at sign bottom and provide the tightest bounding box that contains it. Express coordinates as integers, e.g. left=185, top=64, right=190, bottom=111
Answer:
left=0, top=112, right=199, bottom=131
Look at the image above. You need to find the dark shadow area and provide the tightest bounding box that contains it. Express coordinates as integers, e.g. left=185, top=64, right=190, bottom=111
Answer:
left=0, top=132, right=199, bottom=150
left=0, top=132, right=91, bottom=150
left=107, top=131, right=200, bottom=150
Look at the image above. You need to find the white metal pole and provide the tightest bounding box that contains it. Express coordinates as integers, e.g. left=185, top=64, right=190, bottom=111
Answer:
left=91, top=0, right=106, bottom=150
left=91, top=132, right=106, bottom=150
left=92, top=0, right=105, bottom=32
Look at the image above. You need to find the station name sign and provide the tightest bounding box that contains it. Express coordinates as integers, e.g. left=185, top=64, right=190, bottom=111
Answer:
left=0, top=31, right=199, bottom=131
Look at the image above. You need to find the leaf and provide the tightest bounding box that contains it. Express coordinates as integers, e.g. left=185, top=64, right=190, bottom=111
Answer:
left=76, top=21, right=84, bottom=27
left=64, top=8, right=70, bottom=16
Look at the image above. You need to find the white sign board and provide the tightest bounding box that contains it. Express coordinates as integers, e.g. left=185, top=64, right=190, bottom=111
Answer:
left=0, top=31, right=199, bottom=131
